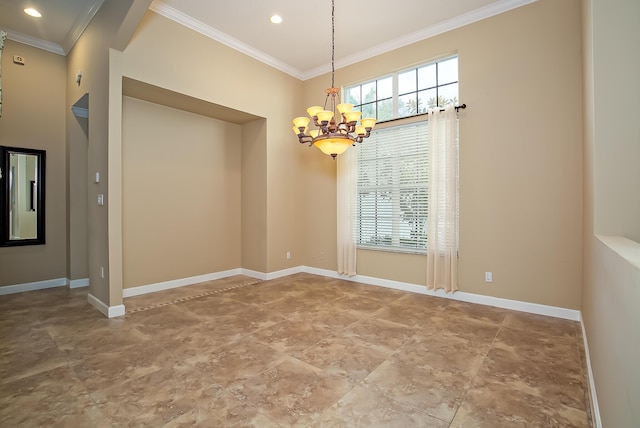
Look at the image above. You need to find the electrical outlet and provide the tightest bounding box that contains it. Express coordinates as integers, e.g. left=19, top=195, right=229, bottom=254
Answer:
left=286, top=251, right=291, bottom=260
left=485, top=272, right=493, bottom=283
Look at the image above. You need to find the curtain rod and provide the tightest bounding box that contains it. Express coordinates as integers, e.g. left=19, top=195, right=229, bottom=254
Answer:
left=375, top=103, right=467, bottom=126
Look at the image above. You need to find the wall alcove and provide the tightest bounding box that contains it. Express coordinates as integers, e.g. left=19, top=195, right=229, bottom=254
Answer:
left=120, top=78, right=268, bottom=289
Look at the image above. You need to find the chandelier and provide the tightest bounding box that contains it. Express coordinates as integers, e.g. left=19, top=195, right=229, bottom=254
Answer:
left=292, top=0, right=376, bottom=159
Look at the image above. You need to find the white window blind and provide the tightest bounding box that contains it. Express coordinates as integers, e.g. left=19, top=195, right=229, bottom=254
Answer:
left=355, top=121, right=429, bottom=253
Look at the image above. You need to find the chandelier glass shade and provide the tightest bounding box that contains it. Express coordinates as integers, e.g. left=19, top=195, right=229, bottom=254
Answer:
left=292, top=0, right=376, bottom=159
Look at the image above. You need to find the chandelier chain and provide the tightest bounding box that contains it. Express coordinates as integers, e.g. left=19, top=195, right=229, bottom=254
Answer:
left=331, top=0, right=335, bottom=89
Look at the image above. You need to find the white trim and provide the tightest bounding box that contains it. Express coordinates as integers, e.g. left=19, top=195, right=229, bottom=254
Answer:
left=87, top=293, right=125, bottom=318
left=580, top=314, right=603, bottom=428
left=109, top=305, right=126, bottom=318
left=69, top=278, right=90, bottom=289
left=0, top=267, right=579, bottom=321
left=240, top=267, right=304, bottom=281
left=4, top=29, right=65, bottom=56
left=2, top=0, right=104, bottom=55
left=239, top=269, right=268, bottom=281
left=149, top=1, right=302, bottom=79
left=301, top=266, right=580, bottom=321
left=150, top=0, right=536, bottom=81
left=0, top=278, right=67, bottom=295
left=597, top=235, right=640, bottom=269
left=61, top=0, right=105, bottom=54
left=264, top=266, right=303, bottom=280
left=305, top=0, right=538, bottom=80
left=122, top=269, right=242, bottom=298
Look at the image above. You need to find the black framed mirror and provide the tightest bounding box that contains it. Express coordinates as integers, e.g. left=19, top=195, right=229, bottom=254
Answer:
left=0, top=146, right=46, bottom=246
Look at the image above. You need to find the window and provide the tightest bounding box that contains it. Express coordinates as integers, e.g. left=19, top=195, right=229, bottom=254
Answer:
left=346, top=75, right=394, bottom=122
left=350, top=56, right=459, bottom=253
left=355, top=122, right=429, bottom=253
left=345, top=56, right=458, bottom=122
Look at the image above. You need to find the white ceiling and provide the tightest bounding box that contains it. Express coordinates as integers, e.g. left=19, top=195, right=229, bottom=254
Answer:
left=0, top=0, right=104, bottom=55
left=0, top=0, right=535, bottom=80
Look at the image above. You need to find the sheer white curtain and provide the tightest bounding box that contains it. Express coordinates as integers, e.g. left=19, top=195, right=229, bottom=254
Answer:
left=337, top=146, right=357, bottom=276
left=426, top=104, right=459, bottom=292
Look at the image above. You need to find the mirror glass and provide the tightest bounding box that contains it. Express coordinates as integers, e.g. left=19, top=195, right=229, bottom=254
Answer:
left=0, top=146, right=46, bottom=246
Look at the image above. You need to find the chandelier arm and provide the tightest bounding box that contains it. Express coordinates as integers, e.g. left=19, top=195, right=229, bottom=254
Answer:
left=298, top=135, right=313, bottom=145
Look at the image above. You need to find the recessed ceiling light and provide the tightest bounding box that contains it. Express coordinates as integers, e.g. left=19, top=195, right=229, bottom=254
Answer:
left=269, top=15, right=283, bottom=24
left=24, top=8, right=42, bottom=18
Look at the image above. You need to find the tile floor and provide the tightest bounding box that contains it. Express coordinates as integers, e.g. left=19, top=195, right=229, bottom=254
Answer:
left=0, top=273, right=593, bottom=427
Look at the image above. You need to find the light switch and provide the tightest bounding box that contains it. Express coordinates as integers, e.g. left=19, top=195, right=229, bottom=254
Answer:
left=95, top=172, right=100, bottom=183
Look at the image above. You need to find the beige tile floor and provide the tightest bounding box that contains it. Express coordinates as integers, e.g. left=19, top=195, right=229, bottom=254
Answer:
left=0, top=273, right=593, bottom=427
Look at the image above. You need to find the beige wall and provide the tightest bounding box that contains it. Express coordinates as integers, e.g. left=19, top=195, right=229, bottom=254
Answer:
left=590, top=0, right=640, bottom=242
left=581, top=0, right=640, bottom=426
left=66, top=3, right=114, bottom=303
left=241, top=118, right=268, bottom=273
left=117, top=10, right=305, bottom=284
left=66, top=99, right=88, bottom=283
left=583, top=237, right=640, bottom=427
left=1, top=0, right=586, bottom=314
left=121, top=96, right=242, bottom=288
left=0, top=41, right=67, bottom=287
left=66, top=0, right=150, bottom=305
left=302, top=0, right=584, bottom=309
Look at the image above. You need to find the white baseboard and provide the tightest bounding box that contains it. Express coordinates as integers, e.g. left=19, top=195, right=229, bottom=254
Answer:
left=239, top=268, right=268, bottom=281
left=242, top=266, right=303, bottom=281
left=301, top=266, right=581, bottom=321
left=0, top=278, right=68, bottom=295
left=69, top=278, right=89, bottom=289
left=87, top=293, right=125, bottom=318
left=121, top=267, right=296, bottom=298
left=265, top=266, right=304, bottom=280
left=580, top=314, right=602, bottom=428
left=119, top=267, right=302, bottom=300
left=115, top=264, right=579, bottom=322
left=122, top=268, right=243, bottom=298
left=1, top=267, right=581, bottom=322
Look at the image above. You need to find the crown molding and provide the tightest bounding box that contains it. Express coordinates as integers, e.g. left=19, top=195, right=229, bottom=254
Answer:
left=301, top=0, right=537, bottom=80
left=2, top=28, right=65, bottom=55
left=1, top=0, right=104, bottom=56
left=150, top=0, right=536, bottom=81
left=149, top=1, right=305, bottom=80
left=62, top=0, right=105, bottom=54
